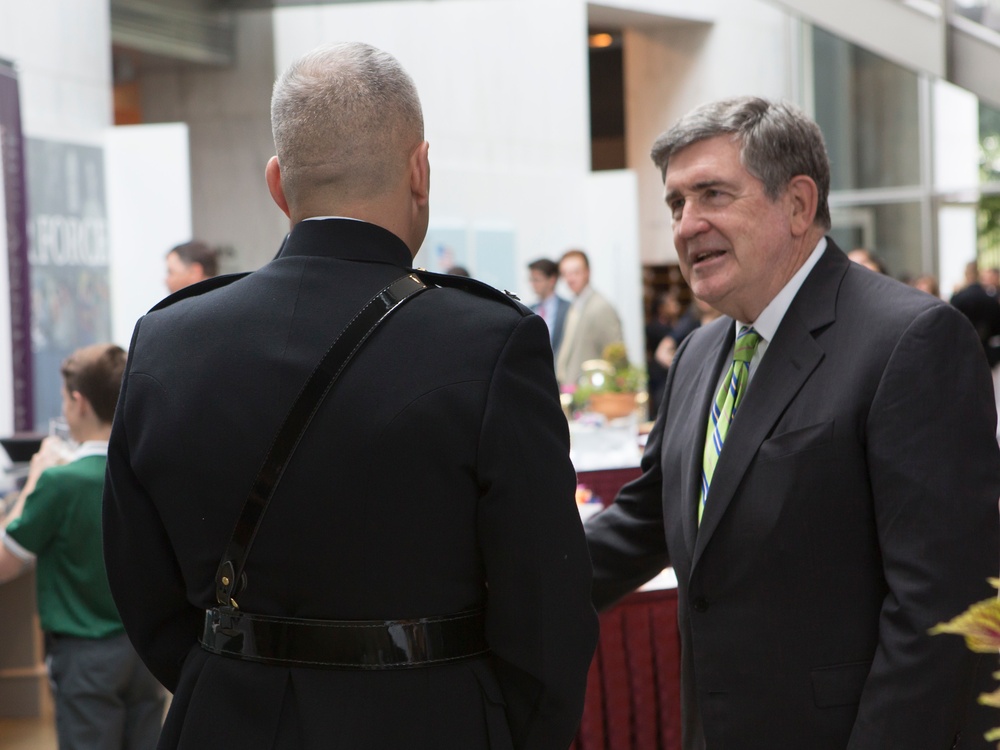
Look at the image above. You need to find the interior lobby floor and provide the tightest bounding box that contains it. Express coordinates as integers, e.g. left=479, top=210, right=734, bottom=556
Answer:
left=0, top=715, right=57, bottom=750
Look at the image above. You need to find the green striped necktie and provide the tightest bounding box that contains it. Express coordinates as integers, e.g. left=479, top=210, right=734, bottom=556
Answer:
left=699, top=327, right=762, bottom=525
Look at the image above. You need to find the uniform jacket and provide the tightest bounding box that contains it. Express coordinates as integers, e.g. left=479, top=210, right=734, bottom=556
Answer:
left=585, top=240, right=1000, bottom=749
left=103, top=218, right=598, bottom=750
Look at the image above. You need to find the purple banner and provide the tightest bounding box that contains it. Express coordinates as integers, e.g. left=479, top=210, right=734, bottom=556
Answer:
left=0, top=61, right=32, bottom=433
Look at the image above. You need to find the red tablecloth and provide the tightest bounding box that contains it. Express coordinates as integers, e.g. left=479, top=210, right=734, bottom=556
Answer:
left=577, top=466, right=643, bottom=508
left=570, top=588, right=681, bottom=750
left=571, top=466, right=682, bottom=750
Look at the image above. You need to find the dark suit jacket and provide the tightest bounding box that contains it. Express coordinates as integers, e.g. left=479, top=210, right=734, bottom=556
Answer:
left=103, top=218, right=598, bottom=750
left=586, top=240, right=1000, bottom=749
left=531, top=294, right=570, bottom=358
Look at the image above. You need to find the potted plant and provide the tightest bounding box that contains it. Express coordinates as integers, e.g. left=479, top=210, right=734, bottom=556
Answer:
left=573, top=342, right=646, bottom=420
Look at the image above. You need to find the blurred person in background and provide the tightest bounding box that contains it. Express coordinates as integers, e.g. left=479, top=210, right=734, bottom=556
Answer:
left=164, top=239, right=219, bottom=293
left=911, top=274, right=939, bottom=298
left=0, top=343, right=163, bottom=750
left=847, top=247, right=887, bottom=274
left=444, top=264, right=470, bottom=277
left=555, top=248, right=624, bottom=388
left=528, top=257, right=570, bottom=357
left=646, top=286, right=696, bottom=419
left=950, top=261, right=1000, bottom=366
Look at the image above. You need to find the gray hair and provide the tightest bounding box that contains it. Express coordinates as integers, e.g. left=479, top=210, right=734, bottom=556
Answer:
left=271, top=42, right=423, bottom=205
left=651, top=97, right=831, bottom=230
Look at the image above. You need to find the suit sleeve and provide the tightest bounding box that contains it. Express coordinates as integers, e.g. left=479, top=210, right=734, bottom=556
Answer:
left=103, top=319, right=204, bottom=692
left=476, top=313, right=599, bottom=750
left=583, top=334, right=679, bottom=611
left=851, top=304, right=1000, bottom=747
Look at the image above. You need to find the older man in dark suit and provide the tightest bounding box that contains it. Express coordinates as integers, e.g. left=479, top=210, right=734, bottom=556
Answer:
left=103, top=42, right=597, bottom=750
left=585, top=96, right=1000, bottom=749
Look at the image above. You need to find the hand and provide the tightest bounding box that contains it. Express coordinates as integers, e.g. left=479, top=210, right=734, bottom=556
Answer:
left=32, top=436, right=71, bottom=471
left=654, top=337, right=678, bottom=369
left=18, top=437, right=71, bottom=501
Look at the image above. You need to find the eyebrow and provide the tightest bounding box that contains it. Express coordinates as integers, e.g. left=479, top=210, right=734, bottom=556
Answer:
left=664, top=179, right=733, bottom=205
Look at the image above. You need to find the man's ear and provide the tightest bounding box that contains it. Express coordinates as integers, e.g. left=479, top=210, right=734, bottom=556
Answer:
left=787, top=175, right=819, bottom=236
left=409, top=141, right=430, bottom=208
left=69, top=390, right=90, bottom=419
left=266, top=156, right=291, bottom=219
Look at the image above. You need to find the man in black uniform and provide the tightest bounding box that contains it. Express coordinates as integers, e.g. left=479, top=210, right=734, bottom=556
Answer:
left=103, top=42, right=598, bottom=750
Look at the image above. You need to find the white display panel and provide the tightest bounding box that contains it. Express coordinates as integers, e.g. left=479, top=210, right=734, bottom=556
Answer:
left=105, top=123, right=192, bottom=349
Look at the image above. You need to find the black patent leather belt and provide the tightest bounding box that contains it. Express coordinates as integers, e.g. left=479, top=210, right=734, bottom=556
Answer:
left=200, top=606, right=489, bottom=669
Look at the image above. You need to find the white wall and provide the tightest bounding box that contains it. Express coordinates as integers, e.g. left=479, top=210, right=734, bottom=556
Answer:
left=0, top=0, right=112, bottom=145
left=939, top=206, right=979, bottom=298
left=105, top=123, right=193, bottom=348
left=274, top=0, right=592, bottom=303
left=620, top=0, right=793, bottom=265
left=766, top=0, right=945, bottom=79
left=585, top=170, right=644, bottom=365
left=934, top=79, right=980, bottom=193
left=141, top=10, right=283, bottom=272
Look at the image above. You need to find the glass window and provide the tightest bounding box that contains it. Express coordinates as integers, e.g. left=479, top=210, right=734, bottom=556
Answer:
left=954, top=0, right=1000, bottom=33
left=982, top=102, right=1000, bottom=184
left=979, top=103, right=1000, bottom=267
left=812, top=27, right=922, bottom=191
left=829, top=202, right=924, bottom=280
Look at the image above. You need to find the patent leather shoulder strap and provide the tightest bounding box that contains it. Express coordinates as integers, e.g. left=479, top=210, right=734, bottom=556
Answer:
left=215, top=273, right=428, bottom=607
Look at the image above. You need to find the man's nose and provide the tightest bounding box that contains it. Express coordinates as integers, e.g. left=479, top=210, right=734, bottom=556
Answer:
left=675, top=202, right=708, bottom=239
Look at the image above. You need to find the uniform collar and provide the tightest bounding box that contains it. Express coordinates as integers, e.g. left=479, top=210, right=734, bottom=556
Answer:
left=276, top=218, right=414, bottom=267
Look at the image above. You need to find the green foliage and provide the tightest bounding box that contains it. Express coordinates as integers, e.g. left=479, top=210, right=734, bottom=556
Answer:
left=571, top=343, right=646, bottom=411
left=978, top=103, right=1000, bottom=265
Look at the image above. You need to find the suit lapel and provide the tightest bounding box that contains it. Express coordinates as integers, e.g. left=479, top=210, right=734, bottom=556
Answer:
left=690, top=243, right=847, bottom=570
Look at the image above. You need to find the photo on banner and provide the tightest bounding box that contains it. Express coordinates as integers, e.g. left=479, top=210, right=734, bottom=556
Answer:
left=26, top=138, right=111, bottom=431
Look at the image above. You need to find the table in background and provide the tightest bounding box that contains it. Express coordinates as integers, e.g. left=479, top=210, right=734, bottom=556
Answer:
left=571, top=466, right=682, bottom=750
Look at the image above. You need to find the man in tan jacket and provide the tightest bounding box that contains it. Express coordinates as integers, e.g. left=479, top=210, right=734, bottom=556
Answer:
left=555, top=248, right=625, bottom=388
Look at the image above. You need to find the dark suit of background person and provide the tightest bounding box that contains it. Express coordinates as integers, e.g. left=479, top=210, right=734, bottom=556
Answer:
left=950, top=275, right=1000, bottom=367
left=102, top=42, right=597, bottom=750
left=533, top=294, right=571, bottom=357
left=528, top=258, right=571, bottom=357
left=584, top=96, right=1000, bottom=750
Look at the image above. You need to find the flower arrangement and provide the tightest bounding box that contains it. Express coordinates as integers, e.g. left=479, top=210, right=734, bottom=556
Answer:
left=930, top=578, right=1000, bottom=745
left=571, top=342, right=646, bottom=415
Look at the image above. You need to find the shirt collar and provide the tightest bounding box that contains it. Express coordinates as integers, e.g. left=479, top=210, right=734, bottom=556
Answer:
left=72, top=440, right=108, bottom=460
left=734, top=236, right=827, bottom=342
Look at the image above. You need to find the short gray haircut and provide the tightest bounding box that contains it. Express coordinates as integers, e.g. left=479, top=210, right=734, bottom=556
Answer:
left=271, top=42, right=423, bottom=204
left=651, top=97, right=831, bottom=230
